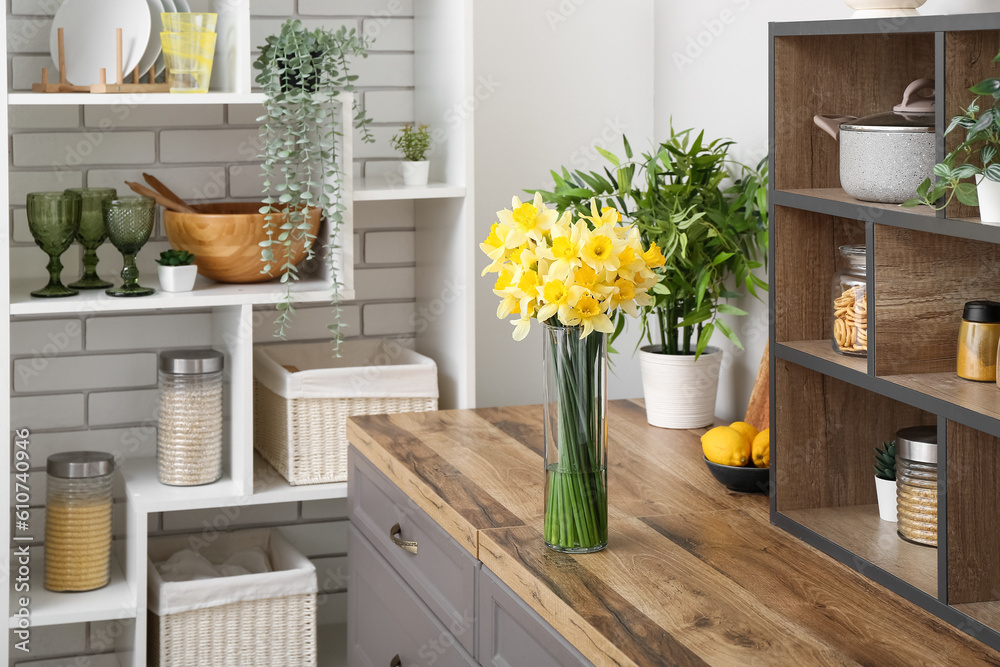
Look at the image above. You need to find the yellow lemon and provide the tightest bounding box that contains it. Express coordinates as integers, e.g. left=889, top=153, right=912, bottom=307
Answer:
left=701, top=426, right=751, bottom=467
left=752, top=429, right=770, bottom=468
left=729, top=421, right=759, bottom=448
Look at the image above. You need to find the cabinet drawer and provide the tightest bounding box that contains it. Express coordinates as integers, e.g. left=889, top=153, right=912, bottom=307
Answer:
left=348, top=446, right=478, bottom=656
left=348, top=526, right=476, bottom=667
left=479, top=567, right=593, bottom=667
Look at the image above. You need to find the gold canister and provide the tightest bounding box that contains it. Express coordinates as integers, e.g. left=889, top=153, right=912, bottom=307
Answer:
left=45, top=452, right=115, bottom=592
left=957, top=300, right=1000, bottom=382
left=895, top=425, right=938, bottom=548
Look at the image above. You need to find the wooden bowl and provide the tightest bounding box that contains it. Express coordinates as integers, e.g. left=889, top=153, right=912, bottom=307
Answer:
left=703, top=457, right=770, bottom=494
left=162, top=203, right=321, bottom=284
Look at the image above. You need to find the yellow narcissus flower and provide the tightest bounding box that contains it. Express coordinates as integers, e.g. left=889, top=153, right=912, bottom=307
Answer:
left=492, top=269, right=513, bottom=297
left=536, top=278, right=586, bottom=323
left=564, top=294, right=615, bottom=338
left=497, top=192, right=557, bottom=248
left=642, top=242, right=667, bottom=268
left=480, top=222, right=513, bottom=275
left=538, top=214, right=582, bottom=281
left=580, top=226, right=620, bottom=275
left=582, top=198, right=622, bottom=228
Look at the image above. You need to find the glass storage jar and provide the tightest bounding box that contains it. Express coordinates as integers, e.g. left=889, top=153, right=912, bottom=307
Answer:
left=158, top=349, right=224, bottom=486
left=956, top=300, right=1000, bottom=382
left=45, top=452, right=114, bottom=592
left=896, top=425, right=938, bottom=547
left=831, top=244, right=868, bottom=357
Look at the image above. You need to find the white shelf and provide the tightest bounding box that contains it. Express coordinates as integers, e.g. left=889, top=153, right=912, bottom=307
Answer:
left=10, top=278, right=353, bottom=316
left=352, top=179, right=466, bottom=202
left=122, top=458, right=244, bottom=512
left=7, top=92, right=266, bottom=106
left=250, top=454, right=348, bottom=505
left=8, top=547, right=135, bottom=628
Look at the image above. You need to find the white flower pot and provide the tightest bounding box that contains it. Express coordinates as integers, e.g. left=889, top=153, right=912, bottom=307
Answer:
left=844, top=0, right=925, bottom=17
left=976, top=174, right=1000, bottom=225
left=875, top=476, right=898, bottom=522
left=158, top=264, right=198, bottom=293
left=401, top=160, right=430, bottom=186
left=638, top=345, right=722, bottom=429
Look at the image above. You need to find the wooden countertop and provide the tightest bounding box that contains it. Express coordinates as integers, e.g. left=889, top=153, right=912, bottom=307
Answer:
left=347, top=400, right=1000, bottom=666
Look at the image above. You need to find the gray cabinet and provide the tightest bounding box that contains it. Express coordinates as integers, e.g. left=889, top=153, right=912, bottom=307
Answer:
left=478, top=568, right=593, bottom=667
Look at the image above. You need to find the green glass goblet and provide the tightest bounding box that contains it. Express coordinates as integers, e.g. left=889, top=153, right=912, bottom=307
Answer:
left=104, top=196, right=156, bottom=297
left=26, top=191, right=82, bottom=298
left=66, top=187, right=117, bottom=289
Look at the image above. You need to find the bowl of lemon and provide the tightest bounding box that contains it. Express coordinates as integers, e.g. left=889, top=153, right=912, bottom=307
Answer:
left=701, top=421, right=770, bottom=494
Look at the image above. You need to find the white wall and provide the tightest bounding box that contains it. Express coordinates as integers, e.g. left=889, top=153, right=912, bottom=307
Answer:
left=473, top=0, right=655, bottom=408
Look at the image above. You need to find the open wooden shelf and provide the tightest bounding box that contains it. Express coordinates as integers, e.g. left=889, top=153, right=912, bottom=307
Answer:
left=883, top=374, right=1000, bottom=424
left=778, top=340, right=867, bottom=376
left=783, top=505, right=936, bottom=597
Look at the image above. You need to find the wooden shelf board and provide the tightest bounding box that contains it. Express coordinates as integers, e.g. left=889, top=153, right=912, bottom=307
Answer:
left=954, top=602, right=1000, bottom=631
left=10, top=278, right=350, bottom=316
left=353, top=179, right=466, bottom=202
left=250, top=453, right=348, bottom=504
left=8, top=92, right=266, bottom=106
left=778, top=339, right=867, bottom=375
left=780, top=187, right=937, bottom=217
left=783, top=505, right=937, bottom=597
left=8, top=547, right=135, bottom=628
left=883, top=373, right=1000, bottom=423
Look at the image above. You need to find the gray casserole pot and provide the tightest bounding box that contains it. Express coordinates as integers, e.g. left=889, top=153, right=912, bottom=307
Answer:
left=814, top=78, right=935, bottom=205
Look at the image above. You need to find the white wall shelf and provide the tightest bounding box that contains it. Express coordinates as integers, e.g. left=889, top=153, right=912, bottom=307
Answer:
left=353, top=180, right=466, bottom=202
left=7, top=93, right=267, bottom=106
left=251, top=456, right=348, bottom=505
left=122, top=459, right=245, bottom=513
left=8, top=548, right=135, bottom=629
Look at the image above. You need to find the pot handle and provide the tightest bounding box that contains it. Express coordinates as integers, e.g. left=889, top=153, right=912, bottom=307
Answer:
left=813, top=115, right=857, bottom=141
left=894, top=78, right=935, bottom=113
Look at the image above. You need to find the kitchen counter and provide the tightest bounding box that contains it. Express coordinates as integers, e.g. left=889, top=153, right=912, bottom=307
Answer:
left=347, top=399, right=1000, bottom=666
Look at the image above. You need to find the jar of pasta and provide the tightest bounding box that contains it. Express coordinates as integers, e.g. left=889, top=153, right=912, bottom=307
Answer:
left=45, top=452, right=114, bottom=592
left=896, top=425, right=938, bottom=547
left=158, top=349, right=224, bottom=486
left=831, top=244, right=868, bottom=357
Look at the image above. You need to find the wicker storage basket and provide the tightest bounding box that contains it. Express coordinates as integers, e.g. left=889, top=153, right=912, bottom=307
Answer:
left=253, top=340, right=439, bottom=485
left=148, top=528, right=317, bottom=667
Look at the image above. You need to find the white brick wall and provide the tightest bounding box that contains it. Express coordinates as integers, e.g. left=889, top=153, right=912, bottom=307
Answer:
left=8, top=3, right=415, bottom=662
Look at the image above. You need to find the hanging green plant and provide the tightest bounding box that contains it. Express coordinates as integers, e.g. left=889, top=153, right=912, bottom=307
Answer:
left=254, top=19, right=374, bottom=352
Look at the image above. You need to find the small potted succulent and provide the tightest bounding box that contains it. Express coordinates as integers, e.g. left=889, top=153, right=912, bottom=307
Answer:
left=874, top=439, right=897, bottom=522
left=391, top=123, right=432, bottom=186
left=157, top=250, right=198, bottom=293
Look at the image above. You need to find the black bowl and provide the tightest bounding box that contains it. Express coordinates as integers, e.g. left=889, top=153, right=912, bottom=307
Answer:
left=703, top=457, right=770, bottom=494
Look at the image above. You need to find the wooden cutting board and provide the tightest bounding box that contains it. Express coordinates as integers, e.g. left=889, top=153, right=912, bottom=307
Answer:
left=744, top=341, right=769, bottom=431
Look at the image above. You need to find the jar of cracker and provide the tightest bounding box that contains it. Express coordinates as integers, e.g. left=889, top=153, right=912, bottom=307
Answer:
left=45, top=452, right=114, bottom=592
left=158, top=349, right=224, bottom=486
left=896, top=425, right=938, bottom=547
left=831, top=245, right=868, bottom=357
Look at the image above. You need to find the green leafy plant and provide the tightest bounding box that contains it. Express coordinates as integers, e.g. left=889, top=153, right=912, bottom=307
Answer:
left=904, top=49, right=1000, bottom=210
left=390, top=123, right=432, bottom=162
left=254, top=19, right=374, bottom=350
left=531, top=127, right=768, bottom=358
left=156, top=249, right=195, bottom=267
left=874, top=440, right=897, bottom=481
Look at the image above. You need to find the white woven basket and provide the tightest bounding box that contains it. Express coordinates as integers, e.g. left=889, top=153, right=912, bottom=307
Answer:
left=148, top=529, right=317, bottom=667
left=253, top=340, right=439, bottom=485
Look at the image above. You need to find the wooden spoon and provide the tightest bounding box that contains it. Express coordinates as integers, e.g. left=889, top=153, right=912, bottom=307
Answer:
left=124, top=181, right=197, bottom=214
left=143, top=172, right=196, bottom=212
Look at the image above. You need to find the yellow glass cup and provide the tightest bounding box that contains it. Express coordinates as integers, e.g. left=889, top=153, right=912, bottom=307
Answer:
left=161, top=32, right=217, bottom=93
left=160, top=12, right=218, bottom=32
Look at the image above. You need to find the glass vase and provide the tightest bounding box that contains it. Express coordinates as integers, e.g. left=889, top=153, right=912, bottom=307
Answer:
left=542, top=321, right=608, bottom=553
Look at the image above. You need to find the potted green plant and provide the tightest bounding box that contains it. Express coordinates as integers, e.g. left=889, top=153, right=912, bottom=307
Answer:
left=874, top=439, right=897, bottom=522
left=156, top=249, right=197, bottom=293
left=533, top=128, right=768, bottom=428
left=254, top=19, right=374, bottom=349
left=903, top=49, right=1000, bottom=223
left=390, top=123, right=432, bottom=186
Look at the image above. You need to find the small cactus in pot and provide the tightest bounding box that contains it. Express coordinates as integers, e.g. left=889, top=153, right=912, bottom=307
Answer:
left=874, top=440, right=897, bottom=481
left=156, top=249, right=198, bottom=292
left=874, top=439, right=898, bottom=523
left=156, top=249, right=195, bottom=267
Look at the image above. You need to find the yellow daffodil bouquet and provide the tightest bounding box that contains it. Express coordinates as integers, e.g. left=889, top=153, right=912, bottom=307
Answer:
left=480, top=193, right=665, bottom=553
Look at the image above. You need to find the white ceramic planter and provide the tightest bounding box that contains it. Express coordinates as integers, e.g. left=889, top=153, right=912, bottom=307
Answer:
left=639, top=346, right=722, bottom=429
left=401, top=160, right=430, bottom=186
left=977, top=174, right=1000, bottom=225
left=158, top=264, right=198, bottom=293
left=844, top=0, right=926, bottom=17
left=875, top=476, right=898, bottom=522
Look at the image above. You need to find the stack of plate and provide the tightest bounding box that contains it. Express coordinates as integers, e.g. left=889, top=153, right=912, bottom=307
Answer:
left=50, top=0, right=192, bottom=85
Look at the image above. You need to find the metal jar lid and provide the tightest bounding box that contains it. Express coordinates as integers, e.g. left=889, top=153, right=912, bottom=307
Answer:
left=47, top=451, right=114, bottom=478
left=159, top=349, right=224, bottom=374
left=962, top=300, right=1000, bottom=324
left=896, top=425, right=938, bottom=464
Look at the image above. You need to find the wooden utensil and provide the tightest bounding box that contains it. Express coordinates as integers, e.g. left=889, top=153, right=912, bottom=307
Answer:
left=124, top=181, right=197, bottom=213
left=143, top=173, right=196, bottom=212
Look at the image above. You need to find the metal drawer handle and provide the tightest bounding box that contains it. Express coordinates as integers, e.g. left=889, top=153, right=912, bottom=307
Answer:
left=390, top=656, right=402, bottom=667
left=389, top=522, right=418, bottom=555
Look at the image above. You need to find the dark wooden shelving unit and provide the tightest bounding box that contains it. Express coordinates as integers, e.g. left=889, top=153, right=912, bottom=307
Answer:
left=770, top=13, right=1000, bottom=652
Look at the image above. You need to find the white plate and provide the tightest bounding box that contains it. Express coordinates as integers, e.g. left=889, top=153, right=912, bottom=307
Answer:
left=50, top=0, right=152, bottom=86
left=136, top=0, right=165, bottom=79
left=154, top=0, right=176, bottom=75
